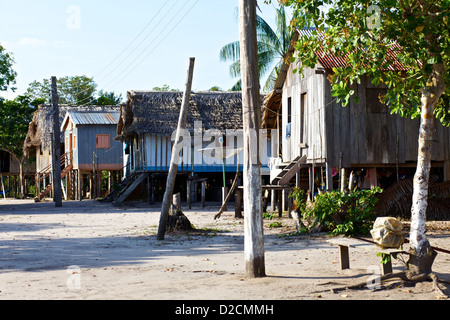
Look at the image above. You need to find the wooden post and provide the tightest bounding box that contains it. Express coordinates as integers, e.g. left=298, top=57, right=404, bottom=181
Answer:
left=50, top=77, right=63, bottom=207
left=157, top=57, right=195, bottom=240
left=201, top=180, right=205, bottom=208
left=235, top=188, right=243, bottom=218
left=277, top=190, right=282, bottom=218
left=36, top=173, right=40, bottom=200
left=187, top=179, right=191, bottom=209
left=239, top=0, right=265, bottom=278
left=325, top=162, right=333, bottom=190
left=147, top=174, right=153, bottom=204
left=89, top=174, right=93, bottom=199
left=78, top=171, right=83, bottom=201
left=1, top=174, right=6, bottom=200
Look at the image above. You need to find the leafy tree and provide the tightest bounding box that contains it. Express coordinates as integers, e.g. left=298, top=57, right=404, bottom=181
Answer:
left=278, top=0, right=448, bottom=279
left=0, top=44, right=17, bottom=92
left=208, top=86, right=223, bottom=91
left=25, top=75, right=98, bottom=105
left=220, top=5, right=295, bottom=91
left=95, top=90, right=123, bottom=106
left=0, top=96, right=44, bottom=196
left=152, top=84, right=179, bottom=92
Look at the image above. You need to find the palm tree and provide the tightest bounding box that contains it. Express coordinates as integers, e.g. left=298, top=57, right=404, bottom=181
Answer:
left=220, top=6, right=293, bottom=92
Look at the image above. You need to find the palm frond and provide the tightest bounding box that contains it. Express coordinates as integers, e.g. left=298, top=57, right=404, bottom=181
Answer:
left=219, top=41, right=240, bottom=62
left=375, top=176, right=450, bottom=220
left=228, top=60, right=241, bottom=79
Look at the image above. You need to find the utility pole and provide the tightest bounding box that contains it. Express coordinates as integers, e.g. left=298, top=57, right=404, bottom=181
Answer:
left=239, top=0, right=265, bottom=278
left=157, top=57, right=195, bottom=240
left=51, top=76, right=63, bottom=207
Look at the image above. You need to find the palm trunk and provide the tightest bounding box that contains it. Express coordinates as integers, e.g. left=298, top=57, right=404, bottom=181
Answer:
left=409, top=63, right=446, bottom=272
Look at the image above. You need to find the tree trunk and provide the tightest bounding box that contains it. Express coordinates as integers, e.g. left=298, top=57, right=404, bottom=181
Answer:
left=157, top=58, right=195, bottom=240
left=410, top=63, right=446, bottom=264
left=239, top=0, right=265, bottom=278
left=166, top=193, right=193, bottom=232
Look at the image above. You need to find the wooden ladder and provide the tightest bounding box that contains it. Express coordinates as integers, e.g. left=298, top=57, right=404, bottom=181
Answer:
left=35, top=151, right=73, bottom=202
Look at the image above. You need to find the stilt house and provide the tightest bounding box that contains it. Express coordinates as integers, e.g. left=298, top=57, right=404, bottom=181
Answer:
left=262, top=29, right=450, bottom=199
left=24, top=105, right=122, bottom=201
left=114, top=90, right=270, bottom=205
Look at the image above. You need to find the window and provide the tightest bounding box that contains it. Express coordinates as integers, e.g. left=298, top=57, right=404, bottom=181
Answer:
left=300, top=93, right=307, bottom=143
left=287, top=97, right=292, bottom=124
left=96, top=134, right=110, bottom=149
left=73, top=135, right=77, bottom=149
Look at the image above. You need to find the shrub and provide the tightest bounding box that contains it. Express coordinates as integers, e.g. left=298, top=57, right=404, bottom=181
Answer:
left=290, top=187, right=382, bottom=236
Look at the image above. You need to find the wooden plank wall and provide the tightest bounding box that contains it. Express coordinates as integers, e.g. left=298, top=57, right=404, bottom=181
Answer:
left=324, top=75, right=449, bottom=168
left=282, top=62, right=327, bottom=164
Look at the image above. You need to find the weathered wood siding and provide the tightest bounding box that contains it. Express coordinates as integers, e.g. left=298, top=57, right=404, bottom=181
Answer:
left=282, top=62, right=327, bottom=164
left=324, top=75, right=450, bottom=168
left=66, top=124, right=123, bottom=170
left=282, top=63, right=450, bottom=169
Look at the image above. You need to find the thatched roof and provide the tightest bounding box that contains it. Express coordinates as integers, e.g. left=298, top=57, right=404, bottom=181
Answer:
left=117, top=91, right=249, bottom=140
left=24, top=105, right=120, bottom=153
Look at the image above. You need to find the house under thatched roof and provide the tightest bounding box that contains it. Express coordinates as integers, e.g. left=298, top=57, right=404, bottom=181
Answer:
left=117, top=91, right=251, bottom=140
left=24, top=105, right=120, bottom=154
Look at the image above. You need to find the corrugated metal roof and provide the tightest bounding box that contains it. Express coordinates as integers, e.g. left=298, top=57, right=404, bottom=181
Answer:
left=67, top=111, right=120, bottom=125
left=297, top=28, right=409, bottom=71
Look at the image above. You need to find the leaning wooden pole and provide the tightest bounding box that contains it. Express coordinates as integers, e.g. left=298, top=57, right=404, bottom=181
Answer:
left=239, top=0, right=265, bottom=278
left=157, top=57, right=195, bottom=240
left=51, top=76, right=63, bottom=207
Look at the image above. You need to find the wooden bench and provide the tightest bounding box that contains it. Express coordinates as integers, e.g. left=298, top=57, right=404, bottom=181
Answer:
left=327, top=237, right=407, bottom=275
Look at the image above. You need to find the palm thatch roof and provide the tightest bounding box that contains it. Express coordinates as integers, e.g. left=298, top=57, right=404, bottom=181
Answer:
left=24, top=105, right=120, bottom=154
left=376, top=176, right=450, bottom=221
left=117, top=91, right=252, bottom=140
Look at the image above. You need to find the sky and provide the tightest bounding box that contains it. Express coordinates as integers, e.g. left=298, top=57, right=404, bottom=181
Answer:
left=0, top=0, right=286, bottom=101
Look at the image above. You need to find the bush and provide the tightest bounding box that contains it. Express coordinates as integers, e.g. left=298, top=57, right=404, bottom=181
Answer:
left=289, top=187, right=382, bottom=236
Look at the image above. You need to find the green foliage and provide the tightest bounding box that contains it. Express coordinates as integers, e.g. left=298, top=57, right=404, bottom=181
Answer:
left=288, top=186, right=307, bottom=213
left=25, top=75, right=98, bottom=105
left=290, top=187, right=382, bottom=236
left=0, top=95, right=41, bottom=160
left=25, top=76, right=124, bottom=106
left=263, top=211, right=277, bottom=220
left=279, top=0, right=449, bottom=125
left=152, top=84, right=179, bottom=92
left=220, top=5, right=297, bottom=92
left=0, top=45, right=17, bottom=92
left=376, top=252, right=398, bottom=265
left=268, top=221, right=283, bottom=228
left=95, top=90, right=123, bottom=106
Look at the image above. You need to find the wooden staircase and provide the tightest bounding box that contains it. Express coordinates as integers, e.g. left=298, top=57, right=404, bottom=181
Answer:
left=111, top=172, right=150, bottom=207
left=35, top=151, right=73, bottom=202
left=271, top=155, right=306, bottom=185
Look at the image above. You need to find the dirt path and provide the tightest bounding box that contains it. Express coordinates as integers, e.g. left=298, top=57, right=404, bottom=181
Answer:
left=0, top=199, right=449, bottom=300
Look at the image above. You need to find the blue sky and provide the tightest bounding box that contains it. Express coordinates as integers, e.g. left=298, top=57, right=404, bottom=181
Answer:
left=0, top=0, right=286, bottom=101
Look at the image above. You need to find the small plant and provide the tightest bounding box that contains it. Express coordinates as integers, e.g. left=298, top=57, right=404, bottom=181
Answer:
left=268, top=221, right=283, bottom=228
left=263, top=211, right=277, bottom=220
left=289, top=187, right=382, bottom=236
left=288, top=187, right=307, bottom=214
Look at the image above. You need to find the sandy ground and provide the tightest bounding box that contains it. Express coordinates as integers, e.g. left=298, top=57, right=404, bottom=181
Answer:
left=0, top=198, right=449, bottom=300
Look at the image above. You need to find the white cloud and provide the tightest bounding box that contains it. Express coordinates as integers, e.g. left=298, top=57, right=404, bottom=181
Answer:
left=53, top=40, right=75, bottom=48
left=18, top=37, right=47, bottom=47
